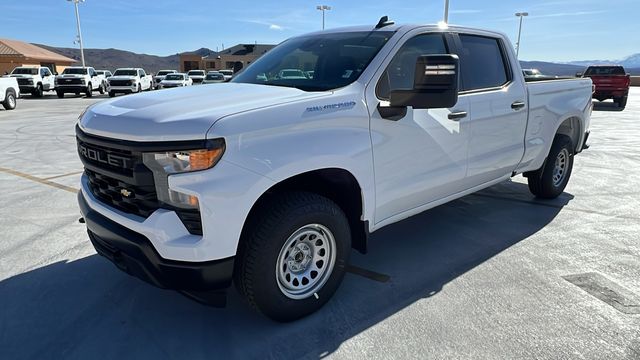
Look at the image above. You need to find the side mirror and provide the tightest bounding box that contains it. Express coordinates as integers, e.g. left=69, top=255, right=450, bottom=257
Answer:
left=575, top=72, right=583, bottom=77
left=389, top=54, right=460, bottom=109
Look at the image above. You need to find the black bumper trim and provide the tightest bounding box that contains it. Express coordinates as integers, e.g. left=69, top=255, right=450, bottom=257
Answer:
left=78, top=191, right=234, bottom=291
left=57, top=86, right=89, bottom=93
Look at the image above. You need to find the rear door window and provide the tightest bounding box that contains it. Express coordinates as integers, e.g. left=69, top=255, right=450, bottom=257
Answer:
left=457, top=34, right=510, bottom=91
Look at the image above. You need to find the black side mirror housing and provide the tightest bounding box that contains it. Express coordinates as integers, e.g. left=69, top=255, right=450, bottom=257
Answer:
left=388, top=54, right=460, bottom=109
left=575, top=72, right=583, bottom=77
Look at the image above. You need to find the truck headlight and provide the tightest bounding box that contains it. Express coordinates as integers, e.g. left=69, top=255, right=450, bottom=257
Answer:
left=142, top=140, right=225, bottom=209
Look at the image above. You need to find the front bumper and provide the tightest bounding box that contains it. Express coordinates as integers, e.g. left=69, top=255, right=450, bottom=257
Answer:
left=109, top=85, right=137, bottom=93
left=79, top=191, right=234, bottom=291
left=18, top=85, right=36, bottom=93
left=57, top=85, right=88, bottom=93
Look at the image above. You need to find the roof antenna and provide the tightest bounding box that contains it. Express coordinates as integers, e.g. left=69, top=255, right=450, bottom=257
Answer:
left=375, top=16, right=394, bottom=29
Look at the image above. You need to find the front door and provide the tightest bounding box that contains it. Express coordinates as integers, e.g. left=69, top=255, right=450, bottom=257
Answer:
left=366, top=31, right=471, bottom=224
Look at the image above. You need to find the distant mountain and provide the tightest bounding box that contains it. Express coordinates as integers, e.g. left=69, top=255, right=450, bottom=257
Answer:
left=563, top=53, right=640, bottom=69
left=34, top=44, right=640, bottom=76
left=34, top=44, right=180, bottom=73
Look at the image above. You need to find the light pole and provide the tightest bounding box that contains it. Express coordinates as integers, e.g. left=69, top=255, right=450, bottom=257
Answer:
left=316, top=5, right=331, bottom=30
left=443, top=0, right=450, bottom=23
left=515, top=12, right=529, bottom=58
left=68, top=0, right=86, bottom=67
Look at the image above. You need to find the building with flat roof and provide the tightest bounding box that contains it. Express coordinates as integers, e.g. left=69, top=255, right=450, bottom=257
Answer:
left=180, top=44, right=275, bottom=74
left=0, top=38, right=75, bottom=75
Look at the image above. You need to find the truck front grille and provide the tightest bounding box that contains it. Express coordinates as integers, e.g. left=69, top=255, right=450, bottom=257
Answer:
left=58, top=78, right=83, bottom=85
left=77, top=129, right=203, bottom=235
left=109, top=80, right=131, bottom=86
left=16, top=78, right=31, bottom=85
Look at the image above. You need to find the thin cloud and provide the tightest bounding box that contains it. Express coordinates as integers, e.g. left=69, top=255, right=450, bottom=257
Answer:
left=497, top=10, right=606, bottom=21
left=450, top=9, right=483, bottom=14
left=238, top=19, right=288, bottom=31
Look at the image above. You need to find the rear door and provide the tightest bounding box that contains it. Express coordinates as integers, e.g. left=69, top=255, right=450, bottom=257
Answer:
left=367, top=31, right=471, bottom=223
left=451, top=32, right=527, bottom=185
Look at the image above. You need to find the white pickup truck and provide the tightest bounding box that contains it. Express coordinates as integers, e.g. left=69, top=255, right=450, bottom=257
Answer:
left=107, top=68, right=152, bottom=97
left=55, top=66, right=105, bottom=98
left=0, top=77, right=19, bottom=110
left=77, top=22, right=592, bottom=322
left=9, top=66, right=55, bottom=97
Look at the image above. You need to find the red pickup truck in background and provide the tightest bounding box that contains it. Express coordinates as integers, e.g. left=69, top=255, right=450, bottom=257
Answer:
left=579, top=65, right=630, bottom=109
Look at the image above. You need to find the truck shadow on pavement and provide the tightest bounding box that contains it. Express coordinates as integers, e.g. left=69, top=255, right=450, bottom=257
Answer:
left=0, top=180, right=573, bottom=360
left=592, top=100, right=624, bottom=112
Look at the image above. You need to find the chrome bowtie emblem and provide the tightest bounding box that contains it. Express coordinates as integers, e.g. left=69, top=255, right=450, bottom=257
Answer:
left=120, top=188, right=133, bottom=198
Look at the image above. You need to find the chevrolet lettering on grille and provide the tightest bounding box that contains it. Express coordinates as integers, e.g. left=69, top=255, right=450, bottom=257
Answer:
left=78, top=144, right=131, bottom=168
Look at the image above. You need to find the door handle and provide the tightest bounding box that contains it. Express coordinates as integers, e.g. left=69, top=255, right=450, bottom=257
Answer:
left=448, top=111, right=468, bottom=121
left=511, top=101, right=526, bottom=110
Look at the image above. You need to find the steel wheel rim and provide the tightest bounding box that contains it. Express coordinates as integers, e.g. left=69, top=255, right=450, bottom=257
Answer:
left=8, top=95, right=15, bottom=108
left=276, top=224, right=336, bottom=300
left=552, top=148, right=569, bottom=187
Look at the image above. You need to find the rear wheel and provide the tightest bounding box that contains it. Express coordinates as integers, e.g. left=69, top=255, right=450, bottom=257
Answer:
left=616, top=96, right=627, bottom=109
left=526, top=135, right=574, bottom=199
left=234, top=191, right=351, bottom=322
left=2, top=90, right=16, bottom=110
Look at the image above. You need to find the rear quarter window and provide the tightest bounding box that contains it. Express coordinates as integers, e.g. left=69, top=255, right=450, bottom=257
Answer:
left=585, top=66, right=625, bottom=75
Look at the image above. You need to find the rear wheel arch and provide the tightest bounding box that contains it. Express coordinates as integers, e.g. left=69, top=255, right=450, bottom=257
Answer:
left=554, top=116, right=582, bottom=152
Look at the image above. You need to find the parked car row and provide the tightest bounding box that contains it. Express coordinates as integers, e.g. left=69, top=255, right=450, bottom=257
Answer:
left=0, top=66, right=234, bottom=101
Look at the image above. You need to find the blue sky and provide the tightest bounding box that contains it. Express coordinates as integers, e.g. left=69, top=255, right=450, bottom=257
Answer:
left=0, top=0, right=637, bottom=62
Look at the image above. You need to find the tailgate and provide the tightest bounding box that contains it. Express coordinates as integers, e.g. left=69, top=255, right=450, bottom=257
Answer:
left=589, top=75, right=630, bottom=89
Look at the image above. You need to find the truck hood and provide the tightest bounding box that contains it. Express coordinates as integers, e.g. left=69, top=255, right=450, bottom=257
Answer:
left=10, top=74, right=36, bottom=79
left=80, top=83, right=328, bottom=141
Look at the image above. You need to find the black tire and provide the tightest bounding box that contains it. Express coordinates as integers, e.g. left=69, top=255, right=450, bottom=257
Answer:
left=617, top=96, right=627, bottom=109
left=56, top=91, right=64, bottom=98
left=526, top=134, right=574, bottom=199
left=99, top=83, right=105, bottom=94
left=85, top=84, right=93, bottom=98
left=234, top=191, right=351, bottom=322
left=137, top=84, right=142, bottom=93
left=2, top=90, right=16, bottom=110
left=108, top=91, right=115, bottom=97
left=33, top=84, right=43, bottom=98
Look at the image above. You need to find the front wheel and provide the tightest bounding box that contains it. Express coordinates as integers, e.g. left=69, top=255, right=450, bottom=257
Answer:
left=526, top=134, right=574, bottom=199
left=56, top=91, right=64, bottom=98
left=137, top=84, right=142, bottom=93
left=32, top=84, right=43, bottom=98
left=98, top=83, right=105, bottom=94
left=108, top=91, right=115, bottom=97
left=234, top=191, right=351, bottom=322
left=2, top=91, right=16, bottom=110
left=85, top=84, right=93, bottom=98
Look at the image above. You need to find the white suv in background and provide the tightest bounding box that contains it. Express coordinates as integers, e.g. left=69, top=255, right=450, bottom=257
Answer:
left=154, top=70, right=177, bottom=89
left=159, top=73, right=192, bottom=88
left=108, top=68, right=152, bottom=97
left=55, top=67, right=105, bottom=98
left=187, top=70, right=206, bottom=84
left=9, top=66, right=55, bottom=97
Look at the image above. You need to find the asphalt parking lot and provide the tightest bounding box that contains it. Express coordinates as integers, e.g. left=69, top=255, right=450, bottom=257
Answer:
left=1, top=89, right=639, bottom=359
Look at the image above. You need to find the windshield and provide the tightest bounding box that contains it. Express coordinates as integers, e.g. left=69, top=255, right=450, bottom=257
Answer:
left=188, top=71, right=205, bottom=76
left=164, top=74, right=184, bottom=80
left=63, top=68, right=88, bottom=75
left=114, top=69, right=138, bottom=76
left=12, top=68, right=38, bottom=75
left=158, top=70, right=174, bottom=76
left=206, top=74, right=224, bottom=80
left=233, top=31, right=393, bottom=91
left=584, top=66, right=625, bottom=75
